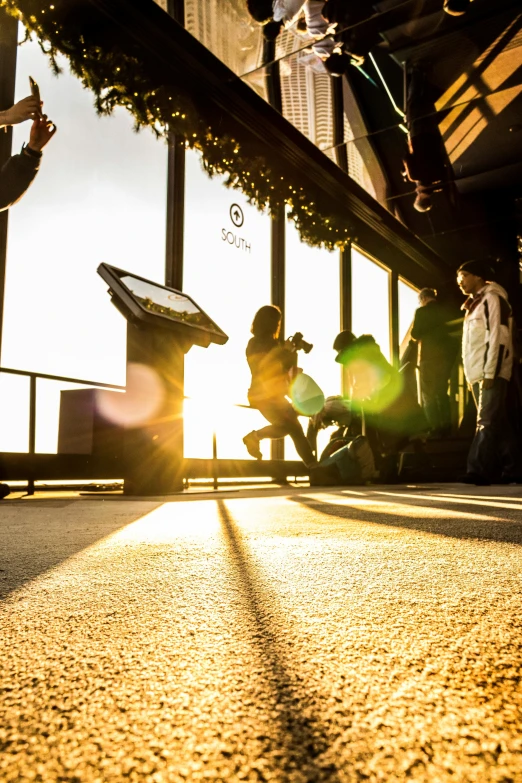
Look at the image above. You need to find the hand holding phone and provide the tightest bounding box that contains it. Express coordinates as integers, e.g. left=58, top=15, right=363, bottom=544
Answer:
left=0, top=95, right=39, bottom=126
left=29, top=76, right=42, bottom=116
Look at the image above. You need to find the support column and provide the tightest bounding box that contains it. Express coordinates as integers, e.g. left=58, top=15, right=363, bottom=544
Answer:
left=271, top=205, right=285, bottom=461
left=340, top=244, right=351, bottom=396
left=0, top=10, right=18, bottom=360
left=264, top=39, right=282, bottom=114
left=340, top=244, right=352, bottom=333
left=390, top=269, right=400, bottom=367
left=265, top=33, right=284, bottom=462
left=332, top=77, right=348, bottom=173
left=165, top=0, right=185, bottom=291
left=165, top=134, right=185, bottom=291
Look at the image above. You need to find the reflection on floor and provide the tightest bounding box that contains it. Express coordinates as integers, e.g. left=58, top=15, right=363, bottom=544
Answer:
left=1, top=483, right=521, bottom=782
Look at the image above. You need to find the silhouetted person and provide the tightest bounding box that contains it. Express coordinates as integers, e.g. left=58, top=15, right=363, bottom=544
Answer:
left=243, top=305, right=316, bottom=467
left=411, top=288, right=456, bottom=437
left=402, top=65, right=450, bottom=212
left=457, top=260, right=522, bottom=484
left=0, top=93, right=56, bottom=499
left=0, top=95, right=56, bottom=211
left=333, top=331, right=427, bottom=467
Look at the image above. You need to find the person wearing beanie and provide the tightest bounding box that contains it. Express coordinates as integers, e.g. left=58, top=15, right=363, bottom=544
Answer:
left=457, top=261, right=522, bottom=484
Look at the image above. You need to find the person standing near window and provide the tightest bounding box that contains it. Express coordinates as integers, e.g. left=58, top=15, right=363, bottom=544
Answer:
left=411, top=288, right=456, bottom=438
left=457, top=260, right=522, bottom=485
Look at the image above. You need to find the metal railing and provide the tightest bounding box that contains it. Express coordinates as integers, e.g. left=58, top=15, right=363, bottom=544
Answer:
left=0, top=366, right=293, bottom=493
left=0, top=366, right=126, bottom=494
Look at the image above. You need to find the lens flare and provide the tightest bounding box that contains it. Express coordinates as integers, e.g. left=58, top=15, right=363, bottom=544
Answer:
left=349, top=358, right=404, bottom=414
left=96, top=362, right=165, bottom=427
left=290, top=372, right=325, bottom=416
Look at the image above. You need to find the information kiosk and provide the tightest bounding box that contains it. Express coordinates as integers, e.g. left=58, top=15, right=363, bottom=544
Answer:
left=97, top=264, right=228, bottom=494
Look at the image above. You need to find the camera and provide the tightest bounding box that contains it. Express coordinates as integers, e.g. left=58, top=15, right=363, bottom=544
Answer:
left=289, top=332, right=313, bottom=353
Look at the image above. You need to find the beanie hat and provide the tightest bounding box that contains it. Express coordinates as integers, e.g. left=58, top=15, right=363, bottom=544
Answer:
left=457, top=260, right=494, bottom=281
left=246, top=0, right=273, bottom=23
left=333, top=330, right=356, bottom=364
left=333, top=330, right=355, bottom=352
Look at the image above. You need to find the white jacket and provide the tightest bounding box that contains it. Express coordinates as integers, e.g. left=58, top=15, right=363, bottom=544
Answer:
left=272, top=0, right=336, bottom=56
left=462, top=282, right=514, bottom=385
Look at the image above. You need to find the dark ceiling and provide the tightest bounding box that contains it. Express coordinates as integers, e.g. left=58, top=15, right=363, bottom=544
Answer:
left=340, top=0, right=522, bottom=288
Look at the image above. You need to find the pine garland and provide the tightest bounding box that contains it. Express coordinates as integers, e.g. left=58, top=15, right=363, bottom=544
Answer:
left=1, top=0, right=353, bottom=250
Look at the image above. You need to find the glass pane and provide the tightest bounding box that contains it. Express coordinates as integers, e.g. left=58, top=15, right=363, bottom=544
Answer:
left=285, top=219, right=341, bottom=459
left=398, top=278, right=419, bottom=352
left=35, top=379, right=103, bottom=455
left=185, top=0, right=267, bottom=100
left=278, top=34, right=336, bottom=162
left=351, top=246, right=391, bottom=361
left=183, top=150, right=271, bottom=459
left=2, top=35, right=167, bottom=387
left=0, top=373, right=30, bottom=452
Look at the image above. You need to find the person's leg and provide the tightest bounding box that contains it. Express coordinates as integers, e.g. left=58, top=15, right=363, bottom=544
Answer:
left=286, top=415, right=316, bottom=466
left=256, top=422, right=287, bottom=440
left=262, top=398, right=315, bottom=466
left=244, top=399, right=315, bottom=465
left=467, top=379, right=508, bottom=479
left=434, top=366, right=452, bottom=435
left=439, top=355, right=455, bottom=435
left=243, top=401, right=287, bottom=459
left=419, top=363, right=441, bottom=432
left=306, top=416, right=319, bottom=458
left=437, top=386, right=452, bottom=435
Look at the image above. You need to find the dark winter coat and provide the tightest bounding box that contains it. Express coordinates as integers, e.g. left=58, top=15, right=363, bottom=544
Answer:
left=0, top=149, right=40, bottom=212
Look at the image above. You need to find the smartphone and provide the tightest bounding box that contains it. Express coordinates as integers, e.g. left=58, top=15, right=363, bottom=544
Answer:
left=29, top=76, right=41, bottom=112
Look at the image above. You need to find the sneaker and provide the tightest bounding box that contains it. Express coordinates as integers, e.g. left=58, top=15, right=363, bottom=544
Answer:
left=243, top=431, right=262, bottom=460
left=460, top=472, right=490, bottom=486
left=0, top=483, right=10, bottom=499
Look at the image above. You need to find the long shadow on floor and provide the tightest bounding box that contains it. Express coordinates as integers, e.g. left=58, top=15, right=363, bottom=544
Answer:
left=0, top=500, right=161, bottom=601
left=290, top=494, right=522, bottom=546
left=218, top=499, right=342, bottom=782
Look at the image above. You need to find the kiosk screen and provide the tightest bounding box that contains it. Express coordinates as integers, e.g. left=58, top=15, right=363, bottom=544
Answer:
left=120, top=274, right=217, bottom=332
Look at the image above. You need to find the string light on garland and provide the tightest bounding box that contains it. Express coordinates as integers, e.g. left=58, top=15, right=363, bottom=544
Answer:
left=1, top=0, right=353, bottom=249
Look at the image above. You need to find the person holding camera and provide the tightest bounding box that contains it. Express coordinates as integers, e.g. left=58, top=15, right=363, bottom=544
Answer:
left=0, top=94, right=56, bottom=212
left=243, top=305, right=316, bottom=467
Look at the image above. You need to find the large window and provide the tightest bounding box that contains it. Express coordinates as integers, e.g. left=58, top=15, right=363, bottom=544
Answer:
left=351, top=246, right=391, bottom=361
left=183, top=150, right=271, bottom=459
left=0, top=35, right=167, bottom=452
left=285, top=218, right=340, bottom=458
left=398, top=277, right=419, bottom=354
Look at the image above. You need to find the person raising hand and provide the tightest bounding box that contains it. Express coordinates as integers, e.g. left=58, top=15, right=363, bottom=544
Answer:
left=0, top=93, right=56, bottom=212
